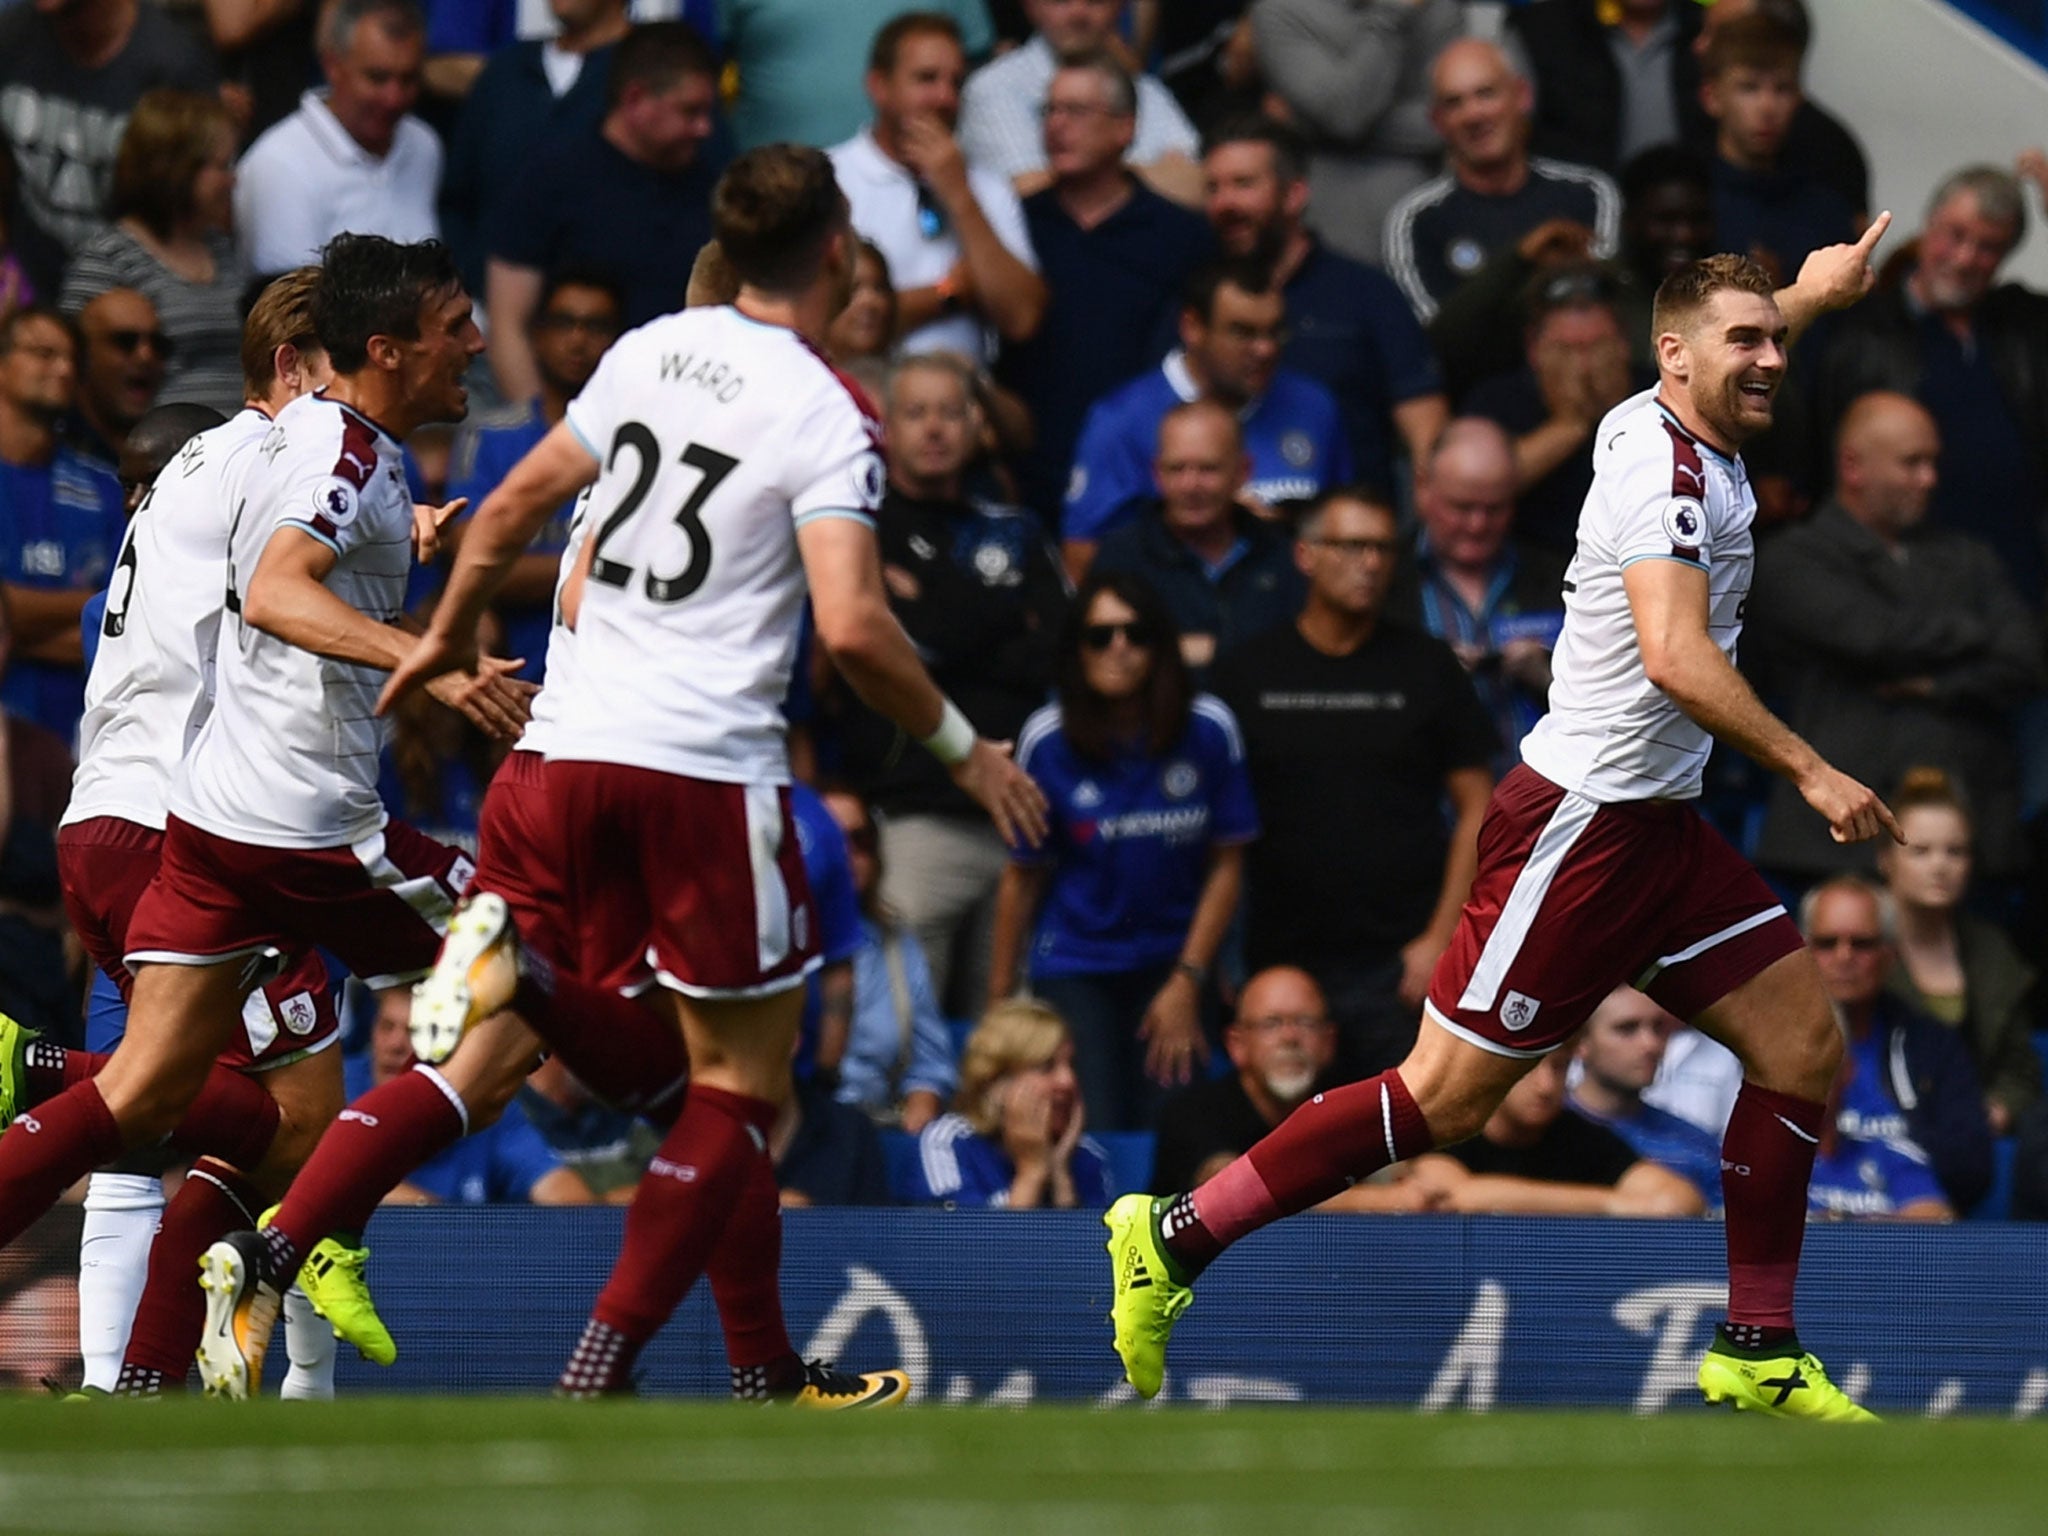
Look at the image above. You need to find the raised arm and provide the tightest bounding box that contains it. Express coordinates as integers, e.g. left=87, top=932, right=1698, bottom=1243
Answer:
left=1774, top=211, right=1891, bottom=348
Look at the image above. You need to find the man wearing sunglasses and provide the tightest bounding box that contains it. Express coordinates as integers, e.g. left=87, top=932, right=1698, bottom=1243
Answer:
left=68, top=288, right=170, bottom=473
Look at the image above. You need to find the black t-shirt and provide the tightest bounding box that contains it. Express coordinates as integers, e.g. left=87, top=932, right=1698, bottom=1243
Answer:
left=488, top=127, right=718, bottom=328
left=1443, top=1109, right=1640, bottom=1186
left=1152, top=1072, right=1296, bottom=1194
left=1210, top=620, right=1497, bottom=967
left=0, top=3, right=217, bottom=294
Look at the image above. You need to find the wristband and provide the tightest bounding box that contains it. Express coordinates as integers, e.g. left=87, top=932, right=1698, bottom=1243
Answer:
left=921, top=698, right=975, bottom=765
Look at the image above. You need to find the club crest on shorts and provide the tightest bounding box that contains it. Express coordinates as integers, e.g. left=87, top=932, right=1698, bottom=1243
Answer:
left=279, top=990, right=319, bottom=1036
left=1500, top=990, right=1541, bottom=1032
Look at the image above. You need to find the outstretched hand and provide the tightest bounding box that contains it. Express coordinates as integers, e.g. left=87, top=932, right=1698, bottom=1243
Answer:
left=1791, top=210, right=1893, bottom=316
left=378, top=626, right=475, bottom=717
left=1800, top=763, right=1904, bottom=846
left=950, top=737, right=1050, bottom=850
left=411, top=497, right=468, bottom=564
left=425, top=654, right=537, bottom=742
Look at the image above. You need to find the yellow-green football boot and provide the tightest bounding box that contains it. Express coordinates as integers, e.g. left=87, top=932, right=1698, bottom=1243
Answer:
left=1698, top=1329, right=1878, bottom=1422
left=1103, top=1193, right=1194, bottom=1399
left=261, top=1206, right=396, bottom=1367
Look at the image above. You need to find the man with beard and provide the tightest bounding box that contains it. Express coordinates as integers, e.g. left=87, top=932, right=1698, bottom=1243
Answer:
left=1150, top=966, right=1340, bottom=1193
left=1107, top=227, right=1903, bottom=1424
left=1201, top=115, right=1444, bottom=500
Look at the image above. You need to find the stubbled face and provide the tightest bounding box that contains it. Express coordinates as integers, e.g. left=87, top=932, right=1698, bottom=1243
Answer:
left=325, top=19, right=424, bottom=158
left=1203, top=141, right=1290, bottom=261
left=1882, top=805, right=1971, bottom=913
left=395, top=285, right=485, bottom=425
left=1578, top=992, right=1674, bottom=1097
left=1663, top=287, right=1786, bottom=445
left=1916, top=191, right=2019, bottom=313
left=1806, top=886, right=1891, bottom=1010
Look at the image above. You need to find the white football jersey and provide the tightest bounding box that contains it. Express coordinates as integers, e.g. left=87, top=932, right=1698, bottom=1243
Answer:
left=514, top=489, right=592, bottom=759
left=172, top=393, right=415, bottom=848
left=64, top=408, right=271, bottom=831
left=549, top=305, right=884, bottom=783
left=1520, top=388, right=1756, bottom=803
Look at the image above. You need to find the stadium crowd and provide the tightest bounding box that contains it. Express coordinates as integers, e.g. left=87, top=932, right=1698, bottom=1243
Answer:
left=5, top=0, right=2048, bottom=1226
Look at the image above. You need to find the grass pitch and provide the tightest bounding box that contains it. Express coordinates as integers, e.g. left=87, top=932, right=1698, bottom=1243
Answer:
left=0, top=1397, right=2039, bottom=1535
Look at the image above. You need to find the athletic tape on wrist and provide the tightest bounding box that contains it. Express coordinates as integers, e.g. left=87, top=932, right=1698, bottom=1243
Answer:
left=921, top=698, right=975, bottom=766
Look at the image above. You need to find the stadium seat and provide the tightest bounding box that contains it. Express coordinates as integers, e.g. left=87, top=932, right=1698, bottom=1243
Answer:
left=1971, top=1136, right=2018, bottom=1221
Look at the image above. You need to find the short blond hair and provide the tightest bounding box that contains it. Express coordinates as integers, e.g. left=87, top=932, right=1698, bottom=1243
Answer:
left=956, top=998, right=1069, bottom=1136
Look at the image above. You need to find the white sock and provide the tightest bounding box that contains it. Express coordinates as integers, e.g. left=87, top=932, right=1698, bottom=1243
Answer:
left=78, top=1173, right=163, bottom=1393
left=280, top=1285, right=338, bottom=1401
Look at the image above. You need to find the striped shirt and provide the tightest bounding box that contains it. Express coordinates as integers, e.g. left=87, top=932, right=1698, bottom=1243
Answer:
left=59, top=224, right=250, bottom=415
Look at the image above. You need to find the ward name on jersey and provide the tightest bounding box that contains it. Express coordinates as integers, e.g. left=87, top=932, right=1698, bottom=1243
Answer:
left=549, top=305, right=885, bottom=785
left=65, top=408, right=273, bottom=833
left=172, top=393, right=417, bottom=849
left=1520, top=388, right=1756, bottom=804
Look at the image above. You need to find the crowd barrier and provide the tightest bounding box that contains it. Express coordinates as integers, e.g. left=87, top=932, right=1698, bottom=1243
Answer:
left=6, top=1208, right=2046, bottom=1415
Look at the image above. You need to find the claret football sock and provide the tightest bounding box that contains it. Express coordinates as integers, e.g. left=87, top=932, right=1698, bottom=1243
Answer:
left=708, top=1143, right=799, bottom=1390
left=1161, top=1069, right=1434, bottom=1280
left=0, top=1081, right=124, bottom=1248
left=1721, top=1082, right=1825, bottom=1333
left=262, top=1067, right=467, bottom=1284
left=121, top=1157, right=262, bottom=1386
left=558, top=1318, right=643, bottom=1398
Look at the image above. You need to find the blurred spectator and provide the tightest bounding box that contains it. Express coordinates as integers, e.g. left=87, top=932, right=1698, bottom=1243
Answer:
left=1690, top=0, right=1868, bottom=221
left=425, top=0, right=710, bottom=102
left=1803, top=875, right=1990, bottom=1213
left=58, top=91, right=249, bottom=416
left=1386, top=418, right=1566, bottom=772
left=1462, top=265, right=1647, bottom=552
left=832, top=353, right=1066, bottom=1018
left=0, top=307, right=125, bottom=741
left=1210, top=488, right=1494, bottom=1077
left=1062, top=256, right=1349, bottom=576
left=1092, top=400, right=1302, bottom=682
left=906, top=997, right=1115, bottom=1208
left=378, top=687, right=492, bottom=853
left=832, top=13, right=1045, bottom=365
left=1877, top=767, right=2040, bottom=1135
left=1810, top=167, right=2048, bottom=605
left=958, top=0, right=1201, bottom=203
left=64, top=289, right=167, bottom=474
left=2016, top=1102, right=2048, bottom=1221
left=998, top=52, right=1212, bottom=520
left=1407, top=1045, right=1704, bottom=1215
left=990, top=572, right=1255, bottom=1131
left=1505, top=0, right=1701, bottom=175
left=361, top=992, right=598, bottom=1205
left=0, top=0, right=217, bottom=297
left=1697, top=12, right=1855, bottom=280
left=486, top=22, right=719, bottom=402
left=1150, top=964, right=1338, bottom=1192
left=1749, top=392, right=2041, bottom=886
left=826, top=240, right=898, bottom=365
left=203, top=0, right=318, bottom=141
left=235, top=0, right=441, bottom=279
left=1202, top=114, right=1446, bottom=497
left=721, top=0, right=995, bottom=153
left=1611, top=144, right=1715, bottom=369
left=1567, top=986, right=1722, bottom=1210
left=1250, top=0, right=1462, bottom=267
left=821, top=789, right=957, bottom=1132
left=772, top=1071, right=892, bottom=1207
left=520, top=1055, right=661, bottom=1203
left=448, top=270, right=623, bottom=683
left=1385, top=40, right=1620, bottom=326
left=792, top=777, right=865, bottom=1085
left=1641, top=1022, right=1743, bottom=1137
left=0, top=591, right=76, bottom=1041
left=439, top=0, right=631, bottom=294
left=1140, top=0, right=1261, bottom=130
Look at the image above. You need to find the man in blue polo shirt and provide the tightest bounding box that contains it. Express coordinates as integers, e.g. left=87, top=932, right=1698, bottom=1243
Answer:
left=1568, top=986, right=1724, bottom=1210
left=0, top=307, right=126, bottom=741
left=1063, top=255, right=1348, bottom=579
left=446, top=270, right=623, bottom=682
left=1202, top=115, right=1447, bottom=499
left=1000, top=51, right=1213, bottom=522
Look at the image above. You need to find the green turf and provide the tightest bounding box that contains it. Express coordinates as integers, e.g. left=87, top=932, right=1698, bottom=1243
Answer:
left=0, top=1399, right=2040, bottom=1535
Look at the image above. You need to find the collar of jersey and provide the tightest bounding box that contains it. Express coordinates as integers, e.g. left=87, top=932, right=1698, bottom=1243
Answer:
left=1653, top=398, right=1736, bottom=467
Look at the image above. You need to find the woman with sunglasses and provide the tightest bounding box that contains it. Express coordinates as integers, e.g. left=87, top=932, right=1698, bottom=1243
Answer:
left=59, top=91, right=249, bottom=414
left=989, top=571, right=1257, bottom=1131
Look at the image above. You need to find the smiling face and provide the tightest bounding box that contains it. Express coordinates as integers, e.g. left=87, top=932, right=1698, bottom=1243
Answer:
left=1429, top=41, right=1530, bottom=179
left=1658, top=286, right=1787, bottom=446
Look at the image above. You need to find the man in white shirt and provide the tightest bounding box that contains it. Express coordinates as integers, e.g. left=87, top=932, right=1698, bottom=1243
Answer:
left=959, top=0, right=1201, bottom=204
left=234, top=0, right=442, bottom=276
left=830, top=12, right=1044, bottom=364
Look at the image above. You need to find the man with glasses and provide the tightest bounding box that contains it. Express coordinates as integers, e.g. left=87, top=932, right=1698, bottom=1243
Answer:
left=998, top=52, right=1211, bottom=521
left=1209, top=486, right=1496, bottom=1080
left=0, top=306, right=127, bottom=740
left=67, top=289, right=170, bottom=473
left=958, top=0, right=1200, bottom=203
left=448, top=270, right=624, bottom=684
left=831, top=12, right=1045, bottom=364
left=1062, top=255, right=1348, bottom=580
left=1152, top=966, right=1340, bottom=1193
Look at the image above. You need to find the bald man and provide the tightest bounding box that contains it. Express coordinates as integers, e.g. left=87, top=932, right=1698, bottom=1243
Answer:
left=70, top=290, right=169, bottom=469
left=1383, top=40, right=1621, bottom=322
left=1091, top=400, right=1305, bottom=680
left=1150, top=966, right=1342, bottom=1192
left=116, top=402, right=227, bottom=514
left=1750, top=389, right=2044, bottom=883
left=1388, top=418, right=1567, bottom=775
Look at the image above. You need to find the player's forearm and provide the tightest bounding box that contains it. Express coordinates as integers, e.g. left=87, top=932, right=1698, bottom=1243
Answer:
left=1652, top=636, right=1825, bottom=788
left=243, top=570, right=414, bottom=671
left=434, top=428, right=597, bottom=642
